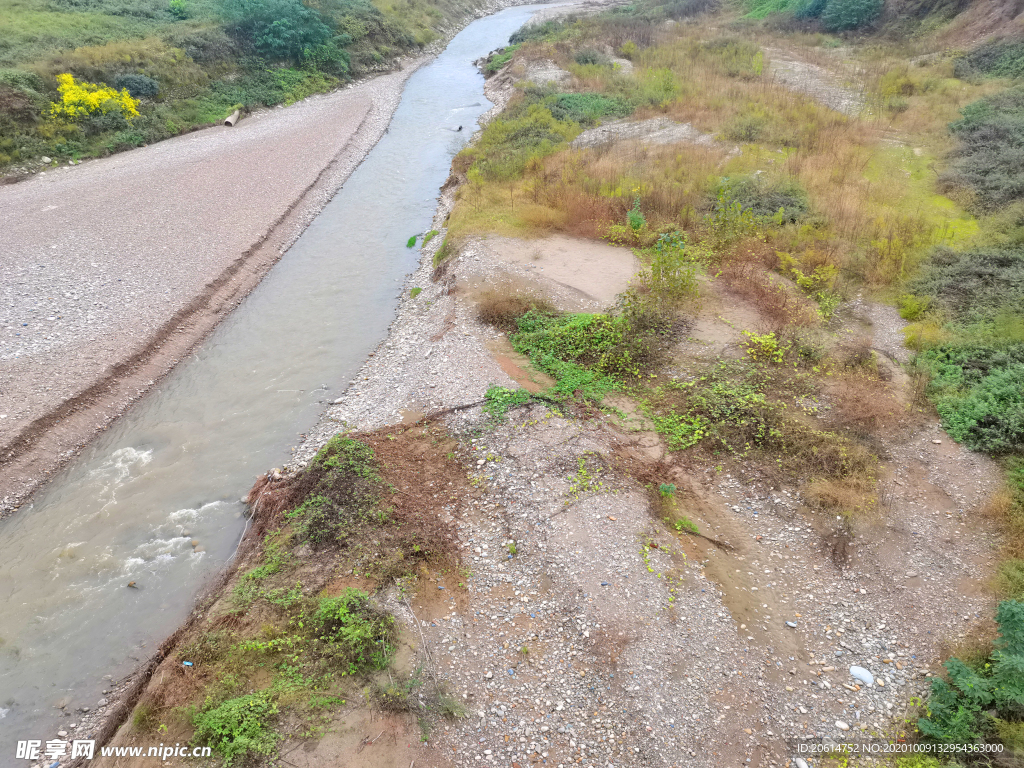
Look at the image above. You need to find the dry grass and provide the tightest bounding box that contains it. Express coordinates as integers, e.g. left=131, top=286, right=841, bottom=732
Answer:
left=717, top=258, right=821, bottom=327
left=459, top=22, right=983, bottom=293
left=475, top=287, right=555, bottom=334
left=803, top=474, right=877, bottom=518
left=448, top=139, right=726, bottom=241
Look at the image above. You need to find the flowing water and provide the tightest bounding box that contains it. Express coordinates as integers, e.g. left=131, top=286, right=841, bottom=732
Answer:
left=0, top=4, right=548, bottom=754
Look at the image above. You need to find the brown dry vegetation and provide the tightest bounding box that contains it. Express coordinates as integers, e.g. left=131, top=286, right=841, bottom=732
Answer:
left=475, top=288, right=555, bottom=333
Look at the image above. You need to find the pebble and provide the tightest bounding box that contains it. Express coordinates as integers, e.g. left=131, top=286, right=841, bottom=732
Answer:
left=850, top=666, right=874, bottom=687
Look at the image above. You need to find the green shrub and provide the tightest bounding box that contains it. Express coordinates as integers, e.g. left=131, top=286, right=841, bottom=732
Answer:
left=483, top=385, right=533, bottom=420
left=546, top=92, right=632, bottom=126
left=898, top=293, right=931, bottom=321
left=484, top=44, right=519, bottom=74
left=820, top=0, right=882, bottom=31
left=283, top=436, right=383, bottom=546
left=714, top=174, right=809, bottom=221
left=508, top=19, right=570, bottom=45
left=311, top=588, right=394, bottom=672
left=192, top=691, right=280, bottom=766
left=742, top=0, right=802, bottom=19
left=918, top=600, right=1024, bottom=747
left=909, top=246, right=1024, bottom=323
left=302, top=39, right=351, bottom=77
left=795, top=0, right=828, bottom=18
left=114, top=73, right=160, bottom=98
left=460, top=102, right=577, bottom=182
left=998, top=559, right=1024, bottom=600
left=169, top=0, right=190, bottom=19
left=132, top=702, right=158, bottom=732
left=574, top=48, right=608, bottom=66
left=636, top=232, right=702, bottom=301
left=222, top=0, right=333, bottom=62
left=955, top=40, right=1024, bottom=81
left=943, top=87, right=1024, bottom=212
left=918, top=344, right=1024, bottom=453
left=512, top=304, right=670, bottom=385
left=163, top=28, right=239, bottom=64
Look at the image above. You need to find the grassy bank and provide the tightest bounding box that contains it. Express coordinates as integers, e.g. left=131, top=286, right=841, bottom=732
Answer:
left=119, top=426, right=470, bottom=764
left=0, top=0, right=481, bottom=170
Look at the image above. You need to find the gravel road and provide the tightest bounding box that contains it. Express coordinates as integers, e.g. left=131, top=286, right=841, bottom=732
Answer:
left=0, top=61, right=422, bottom=515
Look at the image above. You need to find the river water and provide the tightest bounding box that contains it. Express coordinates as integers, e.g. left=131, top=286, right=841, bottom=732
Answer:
left=0, top=4, right=547, bottom=755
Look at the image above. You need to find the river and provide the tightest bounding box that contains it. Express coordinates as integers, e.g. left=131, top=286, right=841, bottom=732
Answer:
left=0, top=4, right=548, bottom=755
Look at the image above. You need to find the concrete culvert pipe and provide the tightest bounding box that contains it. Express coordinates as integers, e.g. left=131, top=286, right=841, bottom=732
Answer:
left=224, top=110, right=240, bottom=127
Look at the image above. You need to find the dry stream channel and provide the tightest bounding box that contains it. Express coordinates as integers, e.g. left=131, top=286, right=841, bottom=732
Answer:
left=0, top=4, right=549, bottom=754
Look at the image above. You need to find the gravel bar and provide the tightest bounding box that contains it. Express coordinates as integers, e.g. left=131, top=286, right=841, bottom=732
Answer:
left=0, top=60, right=423, bottom=516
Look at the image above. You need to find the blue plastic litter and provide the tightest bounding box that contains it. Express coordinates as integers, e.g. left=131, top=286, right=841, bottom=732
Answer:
left=183, top=661, right=194, bottom=666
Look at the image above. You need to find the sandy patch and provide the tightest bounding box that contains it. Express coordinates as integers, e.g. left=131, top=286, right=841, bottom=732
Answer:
left=571, top=116, right=720, bottom=149
left=479, top=234, right=639, bottom=306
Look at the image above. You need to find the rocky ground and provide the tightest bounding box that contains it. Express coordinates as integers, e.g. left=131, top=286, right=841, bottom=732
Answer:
left=276, top=214, right=1001, bottom=766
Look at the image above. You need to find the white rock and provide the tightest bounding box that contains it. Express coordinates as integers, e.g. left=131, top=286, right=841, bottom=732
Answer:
left=850, top=666, right=874, bottom=687
left=836, top=720, right=850, bottom=730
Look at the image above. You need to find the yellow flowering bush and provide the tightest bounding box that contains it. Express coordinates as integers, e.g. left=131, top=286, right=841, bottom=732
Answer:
left=49, top=74, right=139, bottom=122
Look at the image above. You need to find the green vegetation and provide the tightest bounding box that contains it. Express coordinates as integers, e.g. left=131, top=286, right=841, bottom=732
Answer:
left=903, top=246, right=1024, bottom=455
left=743, top=0, right=882, bottom=30
left=459, top=100, right=579, bottom=182
left=483, top=384, right=533, bottom=421
left=192, top=691, right=280, bottom=766
left=186, top=587, right=393, bottom=763
left=955, top=40, right=1024, bottom=81
left=917, top=601, right=1024, bottom=754
left=943, top=87, right=1024, bottom=213
left=715, top=174, right=809, bottom=221
left=669, top=515, right=699, bottom=534
left=0, top=0, right=477, bottom=169
left=916, top=344, right=1024, bottom=453
left=483, top=43, right=519, bottom=74
left=148, top=428, right=465, bottom=762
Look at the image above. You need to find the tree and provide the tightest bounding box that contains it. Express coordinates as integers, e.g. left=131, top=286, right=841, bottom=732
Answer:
left=820, top=0, right=882, bottom=31
left=222, top=0, right=333, bottom=62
